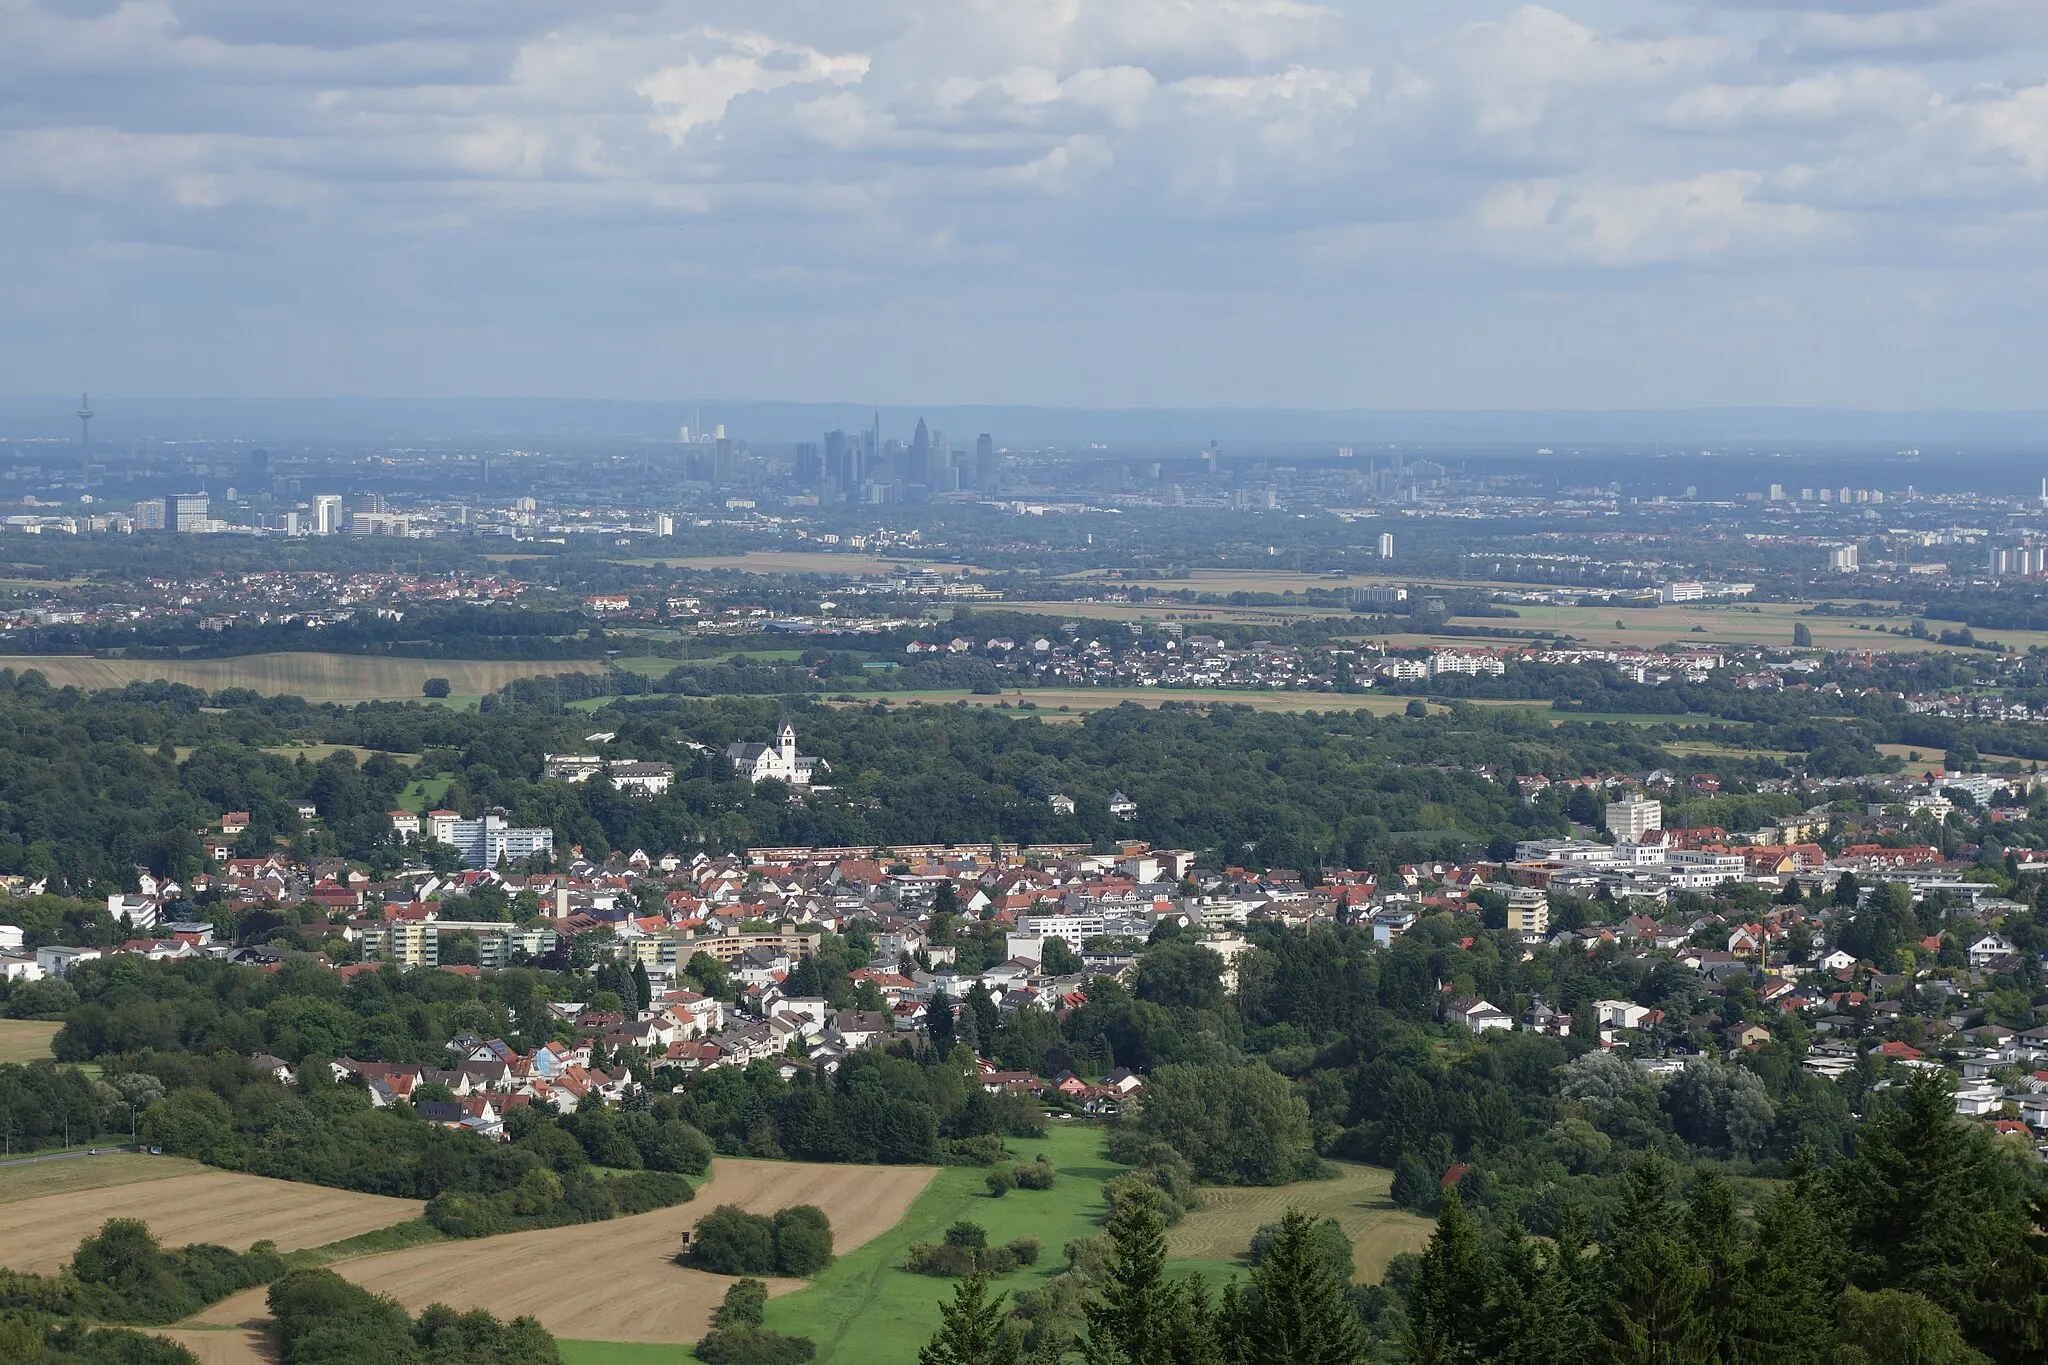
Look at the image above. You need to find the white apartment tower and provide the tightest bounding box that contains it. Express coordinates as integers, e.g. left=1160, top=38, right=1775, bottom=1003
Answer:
left=313, top=494, right=344, bottom=535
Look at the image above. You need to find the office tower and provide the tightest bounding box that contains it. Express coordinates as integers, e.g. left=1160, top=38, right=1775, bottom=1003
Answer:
left=860, top=423, right=878, bottom=487
left=824, top=430, right=850, bottom=492
left=1378, top=532, right=1395, bottom=560
left=313, top=495, right=343, bottom=535
left=714, top=437, right=734, bottom=484
left=930, top=429, right=953, bottom=489
left=974, top=434, right=996, bottom=493
left=170, top=493, right=209, bottom=532
left=909, top=419, right=931, bottom=493
left=657, top=513, right=675, bottom=537
left=135, top=498, right=166, bottom=531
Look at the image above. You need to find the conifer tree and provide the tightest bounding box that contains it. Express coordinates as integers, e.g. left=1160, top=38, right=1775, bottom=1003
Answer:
left=920, top=1272, right=1020, bottom=1365
left=1082, top=1186, right=1172, bottom=1365
left=1406, top=1189, right=1489, bottom=1365
left=1235, top=1209, right=1364, bottom=1365
left=1599, top=1160, right=1708, bottom=1365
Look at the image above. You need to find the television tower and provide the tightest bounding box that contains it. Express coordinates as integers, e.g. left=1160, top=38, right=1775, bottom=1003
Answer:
left=75, top=393, right=93, bottom=486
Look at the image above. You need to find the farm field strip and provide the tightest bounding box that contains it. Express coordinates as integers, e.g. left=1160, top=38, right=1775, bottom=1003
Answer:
left=188, top=1158, right=935, bottom=1347
left=1163, top=1161, right=1435, bottom=1285
left=0, top=1171, right=422, bottom=1274
left=0, top=1018, right=60, bottom=1063
left=0, top=1153, right=210, bottom=1205
left=149, top=1328, right=276, bottom=1365
left=762, top=1128, right=1122, bottom=1365
left=619, top=552, right=978, bottom=577
left=0, top=654, right=604, bottom=702
left=825, top=688, right=1439, bottom=717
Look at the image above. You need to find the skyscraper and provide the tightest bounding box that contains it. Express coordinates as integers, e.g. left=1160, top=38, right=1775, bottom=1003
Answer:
left=909, top=419, right=931, bottom=494
left=1378, top=532, right=1394, bottom=560
left=974, top=434, right=996, bottom=493
left=313, top=495, right=343, bottom=534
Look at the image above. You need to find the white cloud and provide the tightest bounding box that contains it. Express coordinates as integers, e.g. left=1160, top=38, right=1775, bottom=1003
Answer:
left=637, top=30, right=869, bottom=144
left=1477, top=169, right=1830, bottom=264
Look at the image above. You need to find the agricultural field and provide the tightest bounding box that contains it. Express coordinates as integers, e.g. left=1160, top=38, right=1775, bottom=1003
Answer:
left=1004, top=599, right=1346, bottom=627
left=826, top=688, right=1442, bottom=718
left=623, top=552, right=978, bottom=578
left=0, top=1018, right=60, bottom=1063
left=1060, top=569, right=1531, bottom=596
left=763, top=1126, right=1120, bottom=1365
left=0, top=654, right=605, bottom=702
left=1163, top=1161, right=1435, bottom=1285
left=395, top=772, right=455, bottom=812
left=149, top=1328, right=273, bottom=1365
left=188, top=1157, right=935, bottom=1348
left=0, top=1171, right=422, bottom=1274
left=0, top=1153, right=209, bottom=1205
left=259, top=743, right=418, bottom=766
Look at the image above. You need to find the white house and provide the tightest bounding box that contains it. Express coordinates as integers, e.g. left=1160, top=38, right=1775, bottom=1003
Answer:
left=726, top=718, right=825, bottom=786
left=1969, top=934, right=2018, bottom=968
left=1594, top=999, right=1652, bottom=1031
left=606, top=762, right=676, bottom=797
left=1448, top=998, right=1513, bottom=1032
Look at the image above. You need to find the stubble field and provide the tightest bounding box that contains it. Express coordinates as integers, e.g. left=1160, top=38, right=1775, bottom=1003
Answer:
left=0, top=1171, right=423, bottom=1274
left=0, top=1018, right=60, bottom=1063
left=0, top=653, right=606, bottom=701
left=1163, top=1161, right=1435, bottom=1284
left=185, top=1158, right=935, bottom=1347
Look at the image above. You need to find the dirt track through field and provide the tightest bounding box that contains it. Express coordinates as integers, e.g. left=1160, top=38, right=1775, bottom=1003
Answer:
left=0, top=653, right=604, bottom=701
left=0, top=1172, right=422, bottom=1274
left=151, top=1328, right=276, bottom=1365
left=188, top=1158, right=936, bottom=1346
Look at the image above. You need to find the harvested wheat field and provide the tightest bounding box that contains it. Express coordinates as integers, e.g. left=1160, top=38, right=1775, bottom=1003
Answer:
left=1165, top=1162, right=1435, bottom=1283
left=150, top=1328, right=276, bottom=1365
left=0, top=1153, right=210, bottom=1206
left=0, top=1171, right=422, bottom=1274
left=0, top=654, right=605, bottom=702
left=192, top=1158, right=935, bottom=1346
left=0, top=1018, right=59, bottom=1063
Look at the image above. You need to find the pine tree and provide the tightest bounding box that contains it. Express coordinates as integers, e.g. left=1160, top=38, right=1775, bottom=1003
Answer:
left=929, top=996, right=956, bottom=1058
left=1238, top=1209, right=1364, bottom=1365
left=1518, top=1204, right=1598, bottom=1365
left=920, top=1272, right=1020, bottom=1365
left=1742, top=1152, right=1842, bottom=1364
left=1599, top=1161, right=1708, bottom=1365
left=1406, top=1189, right=1489, bottom=1365
left=1083, top=1187, right=1172, bottom=1365
left=1684, top=1173, right=1749, bottom=1364
left=1168, top=1273, right=1226, bottom=1365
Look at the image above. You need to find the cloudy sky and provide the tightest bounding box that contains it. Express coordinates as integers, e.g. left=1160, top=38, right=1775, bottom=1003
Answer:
left=8, top=0, right=2048, bottom=410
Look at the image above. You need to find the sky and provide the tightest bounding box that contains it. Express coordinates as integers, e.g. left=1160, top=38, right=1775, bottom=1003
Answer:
left=8, top=0, right=2048, bottom=411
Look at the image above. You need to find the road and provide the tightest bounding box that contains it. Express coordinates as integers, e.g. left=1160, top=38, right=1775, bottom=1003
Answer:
left=0, top=1144, right=143, bottom=1169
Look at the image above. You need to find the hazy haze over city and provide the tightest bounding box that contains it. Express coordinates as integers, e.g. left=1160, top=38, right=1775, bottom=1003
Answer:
left=10, top=0, right=2048, bottom=410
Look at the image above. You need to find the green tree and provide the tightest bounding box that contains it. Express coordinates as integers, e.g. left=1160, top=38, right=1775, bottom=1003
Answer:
left=1598, top=1161, right=1707, bottom=1365
left=1833, top=1288, right=1990, bottom=1365
left=1405, top=1190, right=1490, bottom=1365
left=1235, top=1209, right=1364, bottom=1365
left=1082, top=1187, right=1172, bottom=1365
left=919, top=1272, right=1020, bottom=1365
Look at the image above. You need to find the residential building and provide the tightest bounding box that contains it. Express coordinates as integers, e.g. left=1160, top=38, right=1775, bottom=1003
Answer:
left=1605, top=798, right=1663, bottom=842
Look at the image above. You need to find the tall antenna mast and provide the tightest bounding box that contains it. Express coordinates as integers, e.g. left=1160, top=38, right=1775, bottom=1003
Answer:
left=75, top=392, right=93, bottom=486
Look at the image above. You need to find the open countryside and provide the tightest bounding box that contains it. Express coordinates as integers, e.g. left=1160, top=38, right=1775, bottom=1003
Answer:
left=1163, top=1161, right=1434, bottom=1284
left=0, top=1171, right=422, bottom=1274
left=0, top=653, right=606, bottom=701
left=184, top=1157, right=934, bottom=1347
left=0, top=1018, right=59, bottom=1063
left=0, top=1153, right=209, bottom=1206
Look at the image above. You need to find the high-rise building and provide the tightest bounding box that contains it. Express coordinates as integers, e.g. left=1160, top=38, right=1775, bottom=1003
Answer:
left=909, top=419, right=932, bottom=494
left=1830, top=544, right=1859, bottom=572
left=794, top=442, right=822, bottom=487
left=657, top=513, right=675, bottom=537
left=1768, top=484, right=1784, bottom=501
left=313, top=495, right=343, bottom=535
left=170, top=493, right=209, bottom=532
left=714, top=437, right=734, bottom=484
left=1604, top=798, right=1662, bottom=842
left=974, top=434, right=996, bottom=493
left=134, top=498, right=166, bottom=532
left=824, top=430, right=851, bottom=492
left=1378, top=532, right=1395, bottom=560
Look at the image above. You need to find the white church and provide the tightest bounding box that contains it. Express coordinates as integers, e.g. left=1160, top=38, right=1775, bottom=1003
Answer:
left=726, top=717, right=825, bottom=786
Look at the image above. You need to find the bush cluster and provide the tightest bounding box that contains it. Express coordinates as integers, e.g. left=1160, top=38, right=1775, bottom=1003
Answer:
left=682, top=1205, right=834, bottom=1277
left=268, top=1267, right=560, bottom=1365
left=693, top=1278, right=816, bottom=1365
left=985, top=1155, right=1057, bottom=1197
left=906, top=1222, right=1041, bottom=1278
left=0, top=1219, right=283, bottom=1326
left=426, top=1169, right=690, bottom=1238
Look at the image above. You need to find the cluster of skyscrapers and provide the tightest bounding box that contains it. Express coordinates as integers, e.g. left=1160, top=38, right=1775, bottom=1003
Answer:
left=794, top=417, right=998, bottom=502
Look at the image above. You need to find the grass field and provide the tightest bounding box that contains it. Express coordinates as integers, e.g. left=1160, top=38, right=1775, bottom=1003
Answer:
left=558, top=1344, right=696, bottom=1365
left=0, top=654, right=606, bottom=702
left=0, top=1019, right=60, bottom=1063
left=0, top=1171, right=423, bottom=1275
left=762, top=1127, right=1120, bottom=1365
left=189, top=1157, right=936, bottom=1348
left=827, top=689, right=1443, bottom=718
left=1163, top=1162, right=1434, bottom=1285
left=625, top=552, right=977, bottom=578
left=1005, top=600, right=1348, bottom=627
left=396, top=772, right=455, bottom=812
left=0, top=1152, right=210, bottom=1205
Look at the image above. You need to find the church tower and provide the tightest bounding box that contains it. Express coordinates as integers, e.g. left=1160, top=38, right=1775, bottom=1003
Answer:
left=777, top=717, right=797, bottom=772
